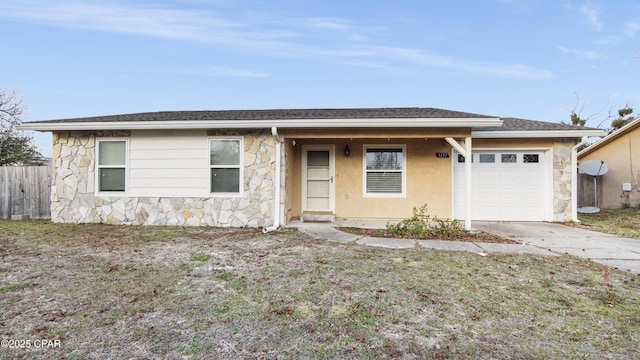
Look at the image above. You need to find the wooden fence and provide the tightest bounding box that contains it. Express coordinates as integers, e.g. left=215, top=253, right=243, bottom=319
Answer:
left=0, top=166, right=51, bottom=219
left=577, top=172, right=602, bottom=208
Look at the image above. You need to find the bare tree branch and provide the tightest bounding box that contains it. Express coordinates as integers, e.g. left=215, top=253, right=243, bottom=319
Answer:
left=0, top=87, right=44, bottom=165
left=0, top=88, right=25, bottom=126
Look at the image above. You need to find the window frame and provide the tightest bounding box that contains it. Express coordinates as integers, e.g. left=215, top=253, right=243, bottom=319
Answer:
left=95, top=137, right=129, bottom=195
left=523, top=153, right=540, bottom=163
left=209, top=137, right=244, bottom=197
left=362, top=144, right=406, bottom=198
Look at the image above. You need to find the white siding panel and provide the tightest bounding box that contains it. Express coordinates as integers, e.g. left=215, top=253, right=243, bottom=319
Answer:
left=129, top=168, right=206, bottom=179
left=130, top=130, right=207, bottom=149
left=130, top=158, right=206, bottom=169
left=130, top=178, right=206, bottom=189
left=129, top=130, right=209, bottom=197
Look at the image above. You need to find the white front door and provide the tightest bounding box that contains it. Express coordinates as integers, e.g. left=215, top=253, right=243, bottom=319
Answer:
left=302, top=146, right=335, bottom=212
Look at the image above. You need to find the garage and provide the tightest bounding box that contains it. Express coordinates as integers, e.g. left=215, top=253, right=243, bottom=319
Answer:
left=453, top=150, right=549, bottom=221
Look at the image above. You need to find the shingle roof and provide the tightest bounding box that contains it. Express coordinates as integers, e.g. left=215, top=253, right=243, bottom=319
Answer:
left=478, top=117, right=599, bottom=132
left=29, top=107, right=497, bottom=124
left=20, top=107, right=605, bottom=137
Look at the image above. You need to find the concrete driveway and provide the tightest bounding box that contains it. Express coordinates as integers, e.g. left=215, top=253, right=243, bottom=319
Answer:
left=474, top=221, right=640, bottom=274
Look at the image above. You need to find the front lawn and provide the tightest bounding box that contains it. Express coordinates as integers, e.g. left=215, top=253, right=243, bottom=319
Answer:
left=1, top=220, right=639, bottom=359
left=577, top=208, right=640, bottom=239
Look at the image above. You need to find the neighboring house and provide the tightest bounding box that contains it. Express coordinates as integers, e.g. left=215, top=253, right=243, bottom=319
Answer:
left=578, top=117, right=640, bottom=208
left=19, top=107, right=604, bottom=230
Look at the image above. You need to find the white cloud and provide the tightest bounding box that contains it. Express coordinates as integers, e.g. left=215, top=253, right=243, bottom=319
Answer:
left=0, top=0, right=553, bottom=80
left=306, top=18, right=351, bottom=31
left=369, top=46, right=553, bottom=79
left=557, top=46, right=602, bottom=59
left=624, top=20, right=640, bottom=37
left=579, top=2, right=604, bottom=32
left=179, top=66, right=270, bottom=78
left=0, top=0, right=287, bottom=46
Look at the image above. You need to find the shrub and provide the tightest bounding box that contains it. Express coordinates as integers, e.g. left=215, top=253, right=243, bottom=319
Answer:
left=385, top=204, right=463, bottom=239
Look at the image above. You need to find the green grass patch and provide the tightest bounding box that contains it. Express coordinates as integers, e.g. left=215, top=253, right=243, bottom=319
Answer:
left=577, top=208, right=640, bottom=238
left=191, top=253, right=211, bottom=262
left=0, top=282, right=29, bottom=293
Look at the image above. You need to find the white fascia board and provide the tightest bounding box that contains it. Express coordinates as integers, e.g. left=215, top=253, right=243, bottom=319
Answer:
left=472, top=129, right=607, bottom=138
left=18, top=117, right=502, bottom=131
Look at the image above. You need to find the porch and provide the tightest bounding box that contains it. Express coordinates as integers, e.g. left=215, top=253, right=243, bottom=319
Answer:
left=281, top=128, right=473, bottom=228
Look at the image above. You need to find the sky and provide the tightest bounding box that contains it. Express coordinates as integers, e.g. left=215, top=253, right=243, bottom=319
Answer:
left=1, top=0, right=639, bottom=157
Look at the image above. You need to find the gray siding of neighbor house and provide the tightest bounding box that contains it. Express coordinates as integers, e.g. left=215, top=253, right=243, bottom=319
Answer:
left=50, top=130, right=280, bottom=227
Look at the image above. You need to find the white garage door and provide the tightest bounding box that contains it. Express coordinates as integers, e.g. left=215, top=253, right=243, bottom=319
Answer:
left=454, top=151, right=547, bottom=221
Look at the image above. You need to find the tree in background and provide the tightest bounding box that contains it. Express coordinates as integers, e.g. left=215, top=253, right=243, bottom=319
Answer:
left=0, top=88, right=46, bottom=166
left=569, top=110, right=586, bottom=126
left=610, top=105, right=635, bottom=130
left=567, top=93, right=602, bottom=127
left=568, top=93, right=636, bottom=133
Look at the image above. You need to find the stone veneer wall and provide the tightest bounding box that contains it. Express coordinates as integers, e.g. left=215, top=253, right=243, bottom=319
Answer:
left=51, top=130, right=281, bottom=227
left=553, top=138, right=574, bottom=221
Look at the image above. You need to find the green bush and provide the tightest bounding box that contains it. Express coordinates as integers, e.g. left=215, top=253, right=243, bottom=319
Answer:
left=385, top=204, right=463, bottom=239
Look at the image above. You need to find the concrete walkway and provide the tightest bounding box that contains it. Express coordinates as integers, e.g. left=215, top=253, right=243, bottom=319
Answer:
left=289, top=220, right=640, bottom=274
left=289, top=220, right=554, bottom=257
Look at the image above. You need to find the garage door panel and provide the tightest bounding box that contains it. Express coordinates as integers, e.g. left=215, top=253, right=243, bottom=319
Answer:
left=521, top=189, right=541, bottom=200
left=476, top=171, right=497, bottom=182
left=501, top=189, right=519, bottom=201
left=499, top=206, right=520, bottom=218
left=454, top=151, right=546, bottom=221
left=500, top=172, right=518, bottom=182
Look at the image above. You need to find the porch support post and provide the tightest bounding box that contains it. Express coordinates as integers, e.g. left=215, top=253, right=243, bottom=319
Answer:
left=445, top=137, right=473, bottom=231
left=464, top=137, right=472, bottom=231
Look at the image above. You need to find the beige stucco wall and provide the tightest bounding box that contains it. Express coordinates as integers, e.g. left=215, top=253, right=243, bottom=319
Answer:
left=472, top=138, right=553, bottom=148
left=580, top=128, right=640, bottom=208
left=286, top=128, right=468, bottom=222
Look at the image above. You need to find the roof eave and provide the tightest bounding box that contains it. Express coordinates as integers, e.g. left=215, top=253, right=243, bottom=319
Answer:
left=578, top=117, right=640, bottom=158
left=472, top=129, right=607, bottom=138
left=18, top=117, right=503, bottom=131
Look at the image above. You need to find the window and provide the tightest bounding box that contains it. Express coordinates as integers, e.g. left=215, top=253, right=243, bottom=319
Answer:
left=210, top=138, right=242, bottom=194
left=97, top=139, right=127, bottom=192
left=479, top=154, right=495, bottom=163
left=501, top=154, right=517, bottom=163
left=364, top=146, right=405, bottom=196
left=457, top=154, right=473, bottom=163
left=523, top=154, right=539, bottom=163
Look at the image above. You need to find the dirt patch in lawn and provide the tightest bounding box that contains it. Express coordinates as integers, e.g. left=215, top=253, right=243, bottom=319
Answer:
left=339, top=227, right=519, bottom=244
left=1, top=220, right=639, bottom=359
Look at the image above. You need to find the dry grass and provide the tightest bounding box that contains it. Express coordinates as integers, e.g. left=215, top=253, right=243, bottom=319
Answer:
left=576, top=208, right=640, bottom=239
left=1, top=220, right=639, bottom=359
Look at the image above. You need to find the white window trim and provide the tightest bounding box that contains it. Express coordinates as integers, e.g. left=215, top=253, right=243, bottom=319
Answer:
left=363, top=144, right=406, bottom=198
left=209, top=137, right=244, bottom=198
left=95, top=137, right=129, bottom=196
